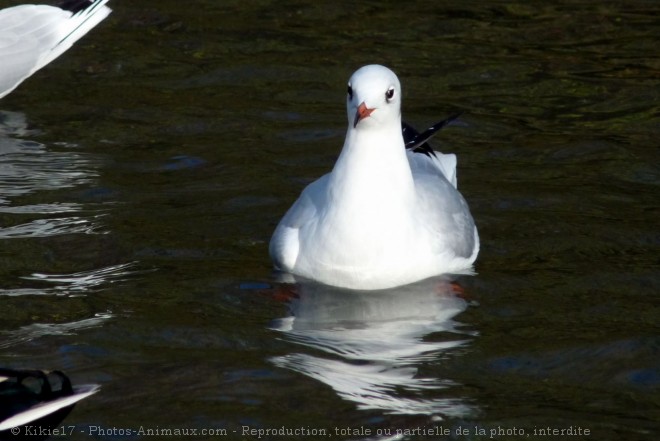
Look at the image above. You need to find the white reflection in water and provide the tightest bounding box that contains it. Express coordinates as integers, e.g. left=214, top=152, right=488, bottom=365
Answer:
left=0, top=312, right=113, bottom=349
left=0, top=262, right=139, bottom=297
left=0, top=111, right=133, bottom=348
left=0, top=215, right=103, bottom=238
left=0, top=110, right=103, bottom=237
left=0, top=262, right=141, bottom=347
left=270, top=278, right=476, bottom=417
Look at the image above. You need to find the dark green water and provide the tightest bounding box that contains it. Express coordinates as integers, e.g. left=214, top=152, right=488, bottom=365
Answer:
left=1, top=0, right=658, bottom=440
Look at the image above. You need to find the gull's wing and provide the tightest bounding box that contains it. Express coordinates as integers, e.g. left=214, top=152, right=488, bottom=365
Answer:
left=269, top=174, right=329, bottom=272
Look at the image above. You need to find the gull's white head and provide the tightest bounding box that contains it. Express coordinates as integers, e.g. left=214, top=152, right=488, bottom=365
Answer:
left=346, top=65, right=402, bottom=130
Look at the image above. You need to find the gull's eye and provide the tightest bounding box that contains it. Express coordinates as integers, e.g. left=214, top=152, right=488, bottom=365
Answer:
left=385, top=87, right=395, bottom=101
left=347, top=84, right=353, bottom=100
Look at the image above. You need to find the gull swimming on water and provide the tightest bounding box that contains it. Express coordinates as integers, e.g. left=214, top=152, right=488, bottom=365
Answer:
left=270, top=64, right=479, bottom=290
left=0, top=0, right=111, bottom=99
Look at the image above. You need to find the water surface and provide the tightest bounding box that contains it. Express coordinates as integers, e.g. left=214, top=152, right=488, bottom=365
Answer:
left=0, top=0, right=658, bottom=440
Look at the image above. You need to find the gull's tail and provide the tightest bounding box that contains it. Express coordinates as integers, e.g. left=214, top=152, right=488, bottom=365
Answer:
left=0, top=0, right=111, bottom=99
left=39, top=0, right=112, bottom=68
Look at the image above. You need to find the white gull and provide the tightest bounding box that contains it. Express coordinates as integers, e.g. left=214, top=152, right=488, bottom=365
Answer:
left=270, top=64, right=479, bottom=290
left=0, top=0, right=111, bottom=99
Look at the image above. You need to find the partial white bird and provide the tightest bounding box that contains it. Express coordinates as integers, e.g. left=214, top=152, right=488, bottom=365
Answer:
left=270, top=64, right=479, bottom=290
left=0, top=0, right=111, bottom=99
left=0, top=368, right=99, bottom=433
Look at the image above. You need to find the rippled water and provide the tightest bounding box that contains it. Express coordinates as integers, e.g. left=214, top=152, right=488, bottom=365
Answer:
left=1, top=0, right=658, bottom=440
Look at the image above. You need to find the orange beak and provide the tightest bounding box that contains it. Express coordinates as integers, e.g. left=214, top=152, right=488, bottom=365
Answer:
left=353, top=102, right=375, bottom=128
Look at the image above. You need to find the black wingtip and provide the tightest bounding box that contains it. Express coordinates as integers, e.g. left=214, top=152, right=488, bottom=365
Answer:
left=58, top=0, right=96, bottom=14
left=403, top=112, right=464, bottom=157
left=402, top=121, right=435, bottom=158
left=0, top=368, right=80, bottom=432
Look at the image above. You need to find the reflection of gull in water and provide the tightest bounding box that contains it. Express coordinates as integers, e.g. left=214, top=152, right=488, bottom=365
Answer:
left=0, top=110, right=35, bottom=137
left=0, top=111, right=135, bottom=349
left=270, top=279, right=477, bottom=417
left=0, top=110, right=105, bottom=237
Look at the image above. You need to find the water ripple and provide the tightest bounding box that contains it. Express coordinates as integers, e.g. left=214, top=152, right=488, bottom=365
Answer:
left=0, top=216, right=104, bottom=239
left=0, top=312, right=114, bottom=349
left=0, top=111, right=105, bottom=238
left=0, top=262, right=141, bottom=298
